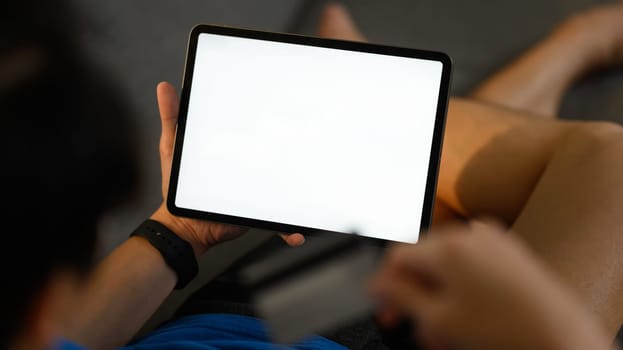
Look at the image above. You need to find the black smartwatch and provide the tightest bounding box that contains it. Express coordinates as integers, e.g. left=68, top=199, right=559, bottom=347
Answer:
left=130, top=219, right=199, bottom=289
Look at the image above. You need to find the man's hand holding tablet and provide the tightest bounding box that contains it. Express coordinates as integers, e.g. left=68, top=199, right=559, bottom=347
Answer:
left=165, top=25, right=452, bottom=244
left=151, top=82, right=305, bottom=255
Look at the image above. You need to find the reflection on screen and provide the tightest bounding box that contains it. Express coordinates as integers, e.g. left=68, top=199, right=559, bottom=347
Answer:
left=175, top=33, right=443, bottom=243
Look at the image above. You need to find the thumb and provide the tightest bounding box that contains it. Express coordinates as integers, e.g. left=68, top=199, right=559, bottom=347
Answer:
left=156, top=81, right=180, bottom=197
left=317, top=3, right=367, bottom=42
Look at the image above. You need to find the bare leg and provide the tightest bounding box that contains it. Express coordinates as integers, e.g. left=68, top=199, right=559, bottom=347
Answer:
left=316, top=3, right=623, bottom=221
left=438, top=21, right=623, bottom=332
left=471, top=3, right=623, bottom=117
left=318, top=3, right=623, bottom=220
left=318, top=3, right=623, bottom=336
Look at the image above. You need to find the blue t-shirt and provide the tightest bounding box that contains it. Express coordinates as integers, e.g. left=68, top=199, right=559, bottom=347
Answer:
left=55, top=314, right=345, bottom=350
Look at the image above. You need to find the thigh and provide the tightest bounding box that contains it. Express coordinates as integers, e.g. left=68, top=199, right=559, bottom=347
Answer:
left=512, top=123, right=623, bottom=336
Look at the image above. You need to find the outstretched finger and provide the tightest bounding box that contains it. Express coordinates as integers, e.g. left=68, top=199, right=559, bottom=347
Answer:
left=156, top=82, right=180, bottom=196
left=157, top=81, right=179, bottom=159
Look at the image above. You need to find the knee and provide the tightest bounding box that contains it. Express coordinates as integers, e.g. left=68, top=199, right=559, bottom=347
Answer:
left=568, top=121, right=623, bottom=145
left=563, top=121, right=623, bottom=162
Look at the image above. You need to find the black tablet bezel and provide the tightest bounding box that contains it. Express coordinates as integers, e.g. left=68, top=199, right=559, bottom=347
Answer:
left=167, top=24, right=452, bottom=241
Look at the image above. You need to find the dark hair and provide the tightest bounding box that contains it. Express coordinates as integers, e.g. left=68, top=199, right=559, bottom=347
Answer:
left=1, top=0, right=138, bottom=346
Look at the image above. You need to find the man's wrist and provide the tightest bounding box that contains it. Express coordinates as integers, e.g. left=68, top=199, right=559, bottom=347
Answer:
left=150, top=205, right=208, bottom=257
left=130, top=218, right=200, bottom=289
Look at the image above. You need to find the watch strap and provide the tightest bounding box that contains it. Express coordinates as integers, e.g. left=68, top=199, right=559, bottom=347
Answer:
left=130, top=219, right=198, bottom=289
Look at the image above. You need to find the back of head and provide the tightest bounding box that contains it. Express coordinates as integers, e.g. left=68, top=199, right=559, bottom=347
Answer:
left=1, top=0, right=138, bottom=346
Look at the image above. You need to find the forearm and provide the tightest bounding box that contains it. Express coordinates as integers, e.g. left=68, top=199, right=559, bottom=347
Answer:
left=66, top=236, right=176, bottom=350
left=63, top=205, right=212, bottom=350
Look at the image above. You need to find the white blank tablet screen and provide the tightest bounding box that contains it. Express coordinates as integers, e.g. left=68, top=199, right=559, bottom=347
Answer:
left=175, top=33, right=443, bottom=243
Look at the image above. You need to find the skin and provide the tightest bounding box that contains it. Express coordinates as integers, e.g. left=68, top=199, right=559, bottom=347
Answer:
left=62, top=83, right=305, bottom=350
left=448, top=4, right=623, bottom=337
left=370, top=222, right=613, bottom=350
left=152, top=79, right=305, bottom=253
left=319, top=1, right=623, bottom=347
left=471, top=3, right=623, bottom=117
left=11, top=2, right=623, bottom=349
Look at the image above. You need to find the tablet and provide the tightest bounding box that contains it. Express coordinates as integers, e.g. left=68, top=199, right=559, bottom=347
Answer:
left=168, top=25, right=451, bottom=243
